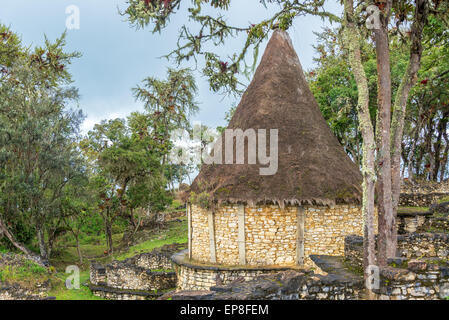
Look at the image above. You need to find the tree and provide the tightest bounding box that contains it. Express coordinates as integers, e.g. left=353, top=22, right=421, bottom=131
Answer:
left=342, top=0, right=377, bottom=285
left=403, top=15, right=449, bottom=181
left=134, top=68, right=199, bottom=186
left=0, top=25, right=83, bottom=266
left=133, top=68, right=199, bottom=153
left=342, top=0, right=441, bottom=265
left=61, top=172, right=91, bottom=264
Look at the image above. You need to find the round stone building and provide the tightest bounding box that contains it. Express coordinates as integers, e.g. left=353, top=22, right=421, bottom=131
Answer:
left=173, top=30, right=368, bottom=291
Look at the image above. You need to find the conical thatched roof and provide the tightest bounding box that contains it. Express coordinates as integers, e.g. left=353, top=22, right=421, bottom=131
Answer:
left=190, top=30, right=362, bottom=207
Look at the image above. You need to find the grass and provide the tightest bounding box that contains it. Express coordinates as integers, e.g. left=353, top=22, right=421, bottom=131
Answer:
left=0, top=258, right=53, bottom=293
left=163, top=199, right=184, bottom=212
left=0, top=255, right=102, bottom=300
left=48, top=217, right=187, bottom=299
left=438, top=196, right=449, bottom=204
left=114, top=217, right=188, bottom=261
left=47, top=271, right=105, bottom=300
left=50, top=217, right=187, bottom=267
left=0, top=245, right=9, bottom=254
left=1, top=215, right=187, bottom=300
left=397, top=206, right=429, bottom=214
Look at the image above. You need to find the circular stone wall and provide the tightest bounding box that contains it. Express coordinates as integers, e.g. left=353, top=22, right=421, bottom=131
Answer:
left=190, top=204, right=371, bottom=268
left=172, top=250, right=296, bottom=291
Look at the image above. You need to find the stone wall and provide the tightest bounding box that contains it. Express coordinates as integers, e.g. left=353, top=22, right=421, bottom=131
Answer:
left=398, top=180, right=449, bottom=207
left=304, top=205, right=373, bottom=265
left=422, top=217, right=449, bottom=232
left=191, top=205, right=212, bottom=263
left=90, top=244, right=184, bottom=299
left=375, top=260, right=449, bottom=300
left=191, top=204, right=368, bottom=268
left=90, top=262, right=106, bottom=285
left=105, top=261, right=176, bottom=291
left=244, top=206, right=296, bottom=265
left=172, top=250, right=449, bottom=300
left=171, top=260, right=449, bottom=300
left=0, top=253, right=52, bottom=300
left=401, top=180, right=449, bottom=195
left=399, top=193, right=449, bottom=207
left=130, top=251, right=173, bottom=270
left=0, top=283, right=48, bottom=300
left=397, top=233, right=449, bottom=260
left=173, top=250, right=292, bottom=291
left=88, top=284, right=161, bottom=300
left=175, top=264, right=275, bottom=291
left=170, top=270, right=364, bottom=300
left=397, top=212, right=430, bottom=234
left=345, top=233, right=449, bottom=269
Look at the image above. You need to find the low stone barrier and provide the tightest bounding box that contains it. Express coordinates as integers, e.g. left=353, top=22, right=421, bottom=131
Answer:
left=400, top=180, right=449, bottom=194
left=89, top=244, right=185, bottom=299
left=90, top=262, right=106, bottom=285
left=170, top=270, right=364, bottom=300
left=0, top=283, right=50, bottom=300
left=345, top=233, right=449, bottom=269
left=130, top=251, right=173, bottom=270
left=172, top=250, right=299, bottom=291
left=397, top=211, right=430, bottom=234
left=88, top=284, right=162, bottom=300
left=399, top=192, right=449, bottom=207
left=423, top=217, right=449, bottom=232
left=344, top=236, right=366, bottom=270
left=105, top=261, right=176, bottom=291
left=170, top=257, right=449, bottom=300
left=375, top=259, right=449, bottom=300
left=397, top=233, right=449, bottom=259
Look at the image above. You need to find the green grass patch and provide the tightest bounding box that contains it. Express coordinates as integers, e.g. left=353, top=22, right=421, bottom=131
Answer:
left=114, top=217, right=187, bottom=261
left=48, top=270, right=105, bottom=300
left=1, top=214, right=187, bottom=300
left=438, top=196, right=449, bottom=204
left=0, top=245, right=9, bottom=254
left=397, top=206, right=429, bottom=214
left=0, top=259, right=51, bottom=289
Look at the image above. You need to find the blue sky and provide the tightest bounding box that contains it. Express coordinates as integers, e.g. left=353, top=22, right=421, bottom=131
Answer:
left=0, top=0, right=341, bottom=134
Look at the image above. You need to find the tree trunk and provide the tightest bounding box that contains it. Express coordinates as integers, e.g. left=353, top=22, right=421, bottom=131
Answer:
left=388, top=0, right=428, bottom=264
left=432, top=111, right=449, bottom=180
left=36, top=226, right=49, bottom=264
left=75, top=234, right=83, bottom=264
left=344, top=0, right=377, bottom=294
left=407, top=113, right=423, bottom=180
left=391, top=0, right=428, bottom=200
left=440, top=129, right=449, bottom=181
left=373, top=3, right=395, bottom=265
left=105, top=222, right=113, bottom=255
left=0, top=217, right=47, bottom=267
left=425, top=116, right=436, bottom=180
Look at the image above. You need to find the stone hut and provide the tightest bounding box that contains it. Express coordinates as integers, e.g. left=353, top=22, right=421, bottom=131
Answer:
left=173, top=30, right=369, bottom=291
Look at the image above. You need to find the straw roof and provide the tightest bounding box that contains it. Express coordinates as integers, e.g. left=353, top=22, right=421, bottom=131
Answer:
left=190, top=30, right=362, bottom=207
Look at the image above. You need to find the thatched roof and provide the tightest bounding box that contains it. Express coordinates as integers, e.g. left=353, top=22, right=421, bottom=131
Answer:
left=190, top=30, right=362, bottom=207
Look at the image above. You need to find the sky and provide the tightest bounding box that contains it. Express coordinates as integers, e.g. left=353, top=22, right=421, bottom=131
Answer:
left=0, top=0, right=341, bottom=134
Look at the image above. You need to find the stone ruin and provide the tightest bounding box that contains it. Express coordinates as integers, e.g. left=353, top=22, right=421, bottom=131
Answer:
left=85, top=180, right=449, bottom=300
left=166, top=181, right=449, bottom=300
left=0, top=253, right=53, bottom=300
left=168, top=234, right=449, bottom=300
left=399, top=179, right=449, bottom=207
left=88, top=243, right=185, bottom=300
